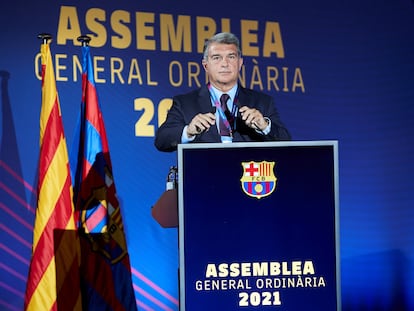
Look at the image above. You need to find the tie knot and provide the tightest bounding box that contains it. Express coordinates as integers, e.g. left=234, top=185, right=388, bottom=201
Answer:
left=220, top=93, right=230, bottom=110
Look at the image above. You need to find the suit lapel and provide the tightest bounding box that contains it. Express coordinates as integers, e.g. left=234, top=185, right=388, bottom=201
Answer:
left=197, top=85, right=221, bottom=142
left=236, top=85, right=248, bottom=108
left=197, top=86, right=213, bottom=113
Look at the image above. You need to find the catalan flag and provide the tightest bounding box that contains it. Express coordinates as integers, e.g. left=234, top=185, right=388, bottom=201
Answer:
left=71, top=43, right=137, bottom=310
left=24, top=39, right=82, bottom=310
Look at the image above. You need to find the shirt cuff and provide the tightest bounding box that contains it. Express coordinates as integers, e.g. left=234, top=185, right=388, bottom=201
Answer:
left=181, top=125, right=196, bottom=143
left=255, top=117, right=271, bottom=135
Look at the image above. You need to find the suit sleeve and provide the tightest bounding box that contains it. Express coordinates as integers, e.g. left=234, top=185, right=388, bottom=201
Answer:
left=263, top=96, right=291, bottom=141
left=154, top=95, right=188, bottom=152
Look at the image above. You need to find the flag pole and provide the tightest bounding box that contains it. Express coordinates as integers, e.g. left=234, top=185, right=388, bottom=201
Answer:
left=37, top=33, right=52, bottom=44
left=77, top=35, right=91, bottom=46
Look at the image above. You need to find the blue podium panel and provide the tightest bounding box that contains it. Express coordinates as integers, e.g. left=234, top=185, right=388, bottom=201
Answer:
left=178, top=141, right=340, bottom=311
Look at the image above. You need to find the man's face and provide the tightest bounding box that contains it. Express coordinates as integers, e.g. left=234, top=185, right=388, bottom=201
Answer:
left=202, top=42, right=243, bottom=91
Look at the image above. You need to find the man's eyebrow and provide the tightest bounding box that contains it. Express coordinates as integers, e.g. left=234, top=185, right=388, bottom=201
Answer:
left=210, top=52, right=237, bottom=56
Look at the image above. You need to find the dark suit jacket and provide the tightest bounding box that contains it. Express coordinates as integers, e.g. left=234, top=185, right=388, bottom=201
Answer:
left=154, top=84, right=291, bottom=152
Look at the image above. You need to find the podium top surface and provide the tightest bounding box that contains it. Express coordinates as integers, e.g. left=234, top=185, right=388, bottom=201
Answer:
left=178, top=140, right=338, bottom=152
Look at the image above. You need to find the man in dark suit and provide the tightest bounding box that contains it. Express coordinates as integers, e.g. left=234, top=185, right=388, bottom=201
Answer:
left=155, top=32, right=291, bottom=152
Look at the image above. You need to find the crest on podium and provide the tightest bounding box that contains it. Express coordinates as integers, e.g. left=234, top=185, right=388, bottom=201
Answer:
left=240, top=161, right=277, bottom=199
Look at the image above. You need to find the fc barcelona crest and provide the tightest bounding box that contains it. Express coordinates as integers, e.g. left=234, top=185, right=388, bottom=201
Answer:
left=240, top=161, right=277, bottom=199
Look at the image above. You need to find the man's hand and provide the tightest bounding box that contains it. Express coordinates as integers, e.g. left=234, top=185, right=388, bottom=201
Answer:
left=239, top=106, right=269, bottom=131
left=187, top=113, right=216, bottom=137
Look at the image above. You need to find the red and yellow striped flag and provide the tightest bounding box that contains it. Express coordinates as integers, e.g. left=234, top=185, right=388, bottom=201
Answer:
left=24, top=40, right=82, bottom=311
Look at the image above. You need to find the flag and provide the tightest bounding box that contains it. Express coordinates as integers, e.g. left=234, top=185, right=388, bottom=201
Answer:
left=71, top=44, right=137, bottom=310
left=24, top=40, right=82, bottom=310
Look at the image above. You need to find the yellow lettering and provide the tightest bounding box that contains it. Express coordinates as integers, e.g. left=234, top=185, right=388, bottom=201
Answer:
left=111, top=10, right=131, bottom=49
left=157, top=98, right=173, bottom=126
left=282, top=67, right=288, bottom=92
left=86, top=8, right=107, bottom=48
left=263, top=22, right=285, bottom=58
left=196, top=16, right=217, bottom=53
left=169, top=61, right=183, bottom=87
left=136, top=12, right=156, bottom=50
left=160, top=14, right=191, bottom=52
left=292, top=68, right=305, bottom=92
left=134, top=98, right=155, bottom=137
left=57, top=6, right=82, bottom=46
left=187, top=61, right=202, bottom=88
left=56, top=8, right=287, bottom=61
left=128, top=59, right=143, bottom=84
left=220, top=18, right=231, bottom=33
left=239, top=66, right=246, bottom=88
left=146, top=59, right=158, bottom=86
left=249, top=59, right=263, bottom=90
left=94, top=56, right=106, bottom=83
left=55, top=54, right=68, bottom=82
left=267, top=66, right=280, bottom=91
left=240, top=20, right=259, bottom=57
left=34, top=53, right=42, bottom=80
left=72, top=54, right=82, bottom=82
left=110, top=57, right=125, bottom=84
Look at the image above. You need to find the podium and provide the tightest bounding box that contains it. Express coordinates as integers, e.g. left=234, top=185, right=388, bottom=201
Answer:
left=177, top=141, right=341, bottom=310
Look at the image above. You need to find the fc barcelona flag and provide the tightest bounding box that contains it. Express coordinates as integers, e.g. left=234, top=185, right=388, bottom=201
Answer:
left=71, top=39, right=137, bottom=310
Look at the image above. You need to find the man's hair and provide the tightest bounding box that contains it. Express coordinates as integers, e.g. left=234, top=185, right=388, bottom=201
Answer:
left=202, top=32, right=242, bottom=60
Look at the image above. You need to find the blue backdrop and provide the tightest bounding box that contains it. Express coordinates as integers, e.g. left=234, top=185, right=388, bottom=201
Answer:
left=0, top=0, right=413, bottom=310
